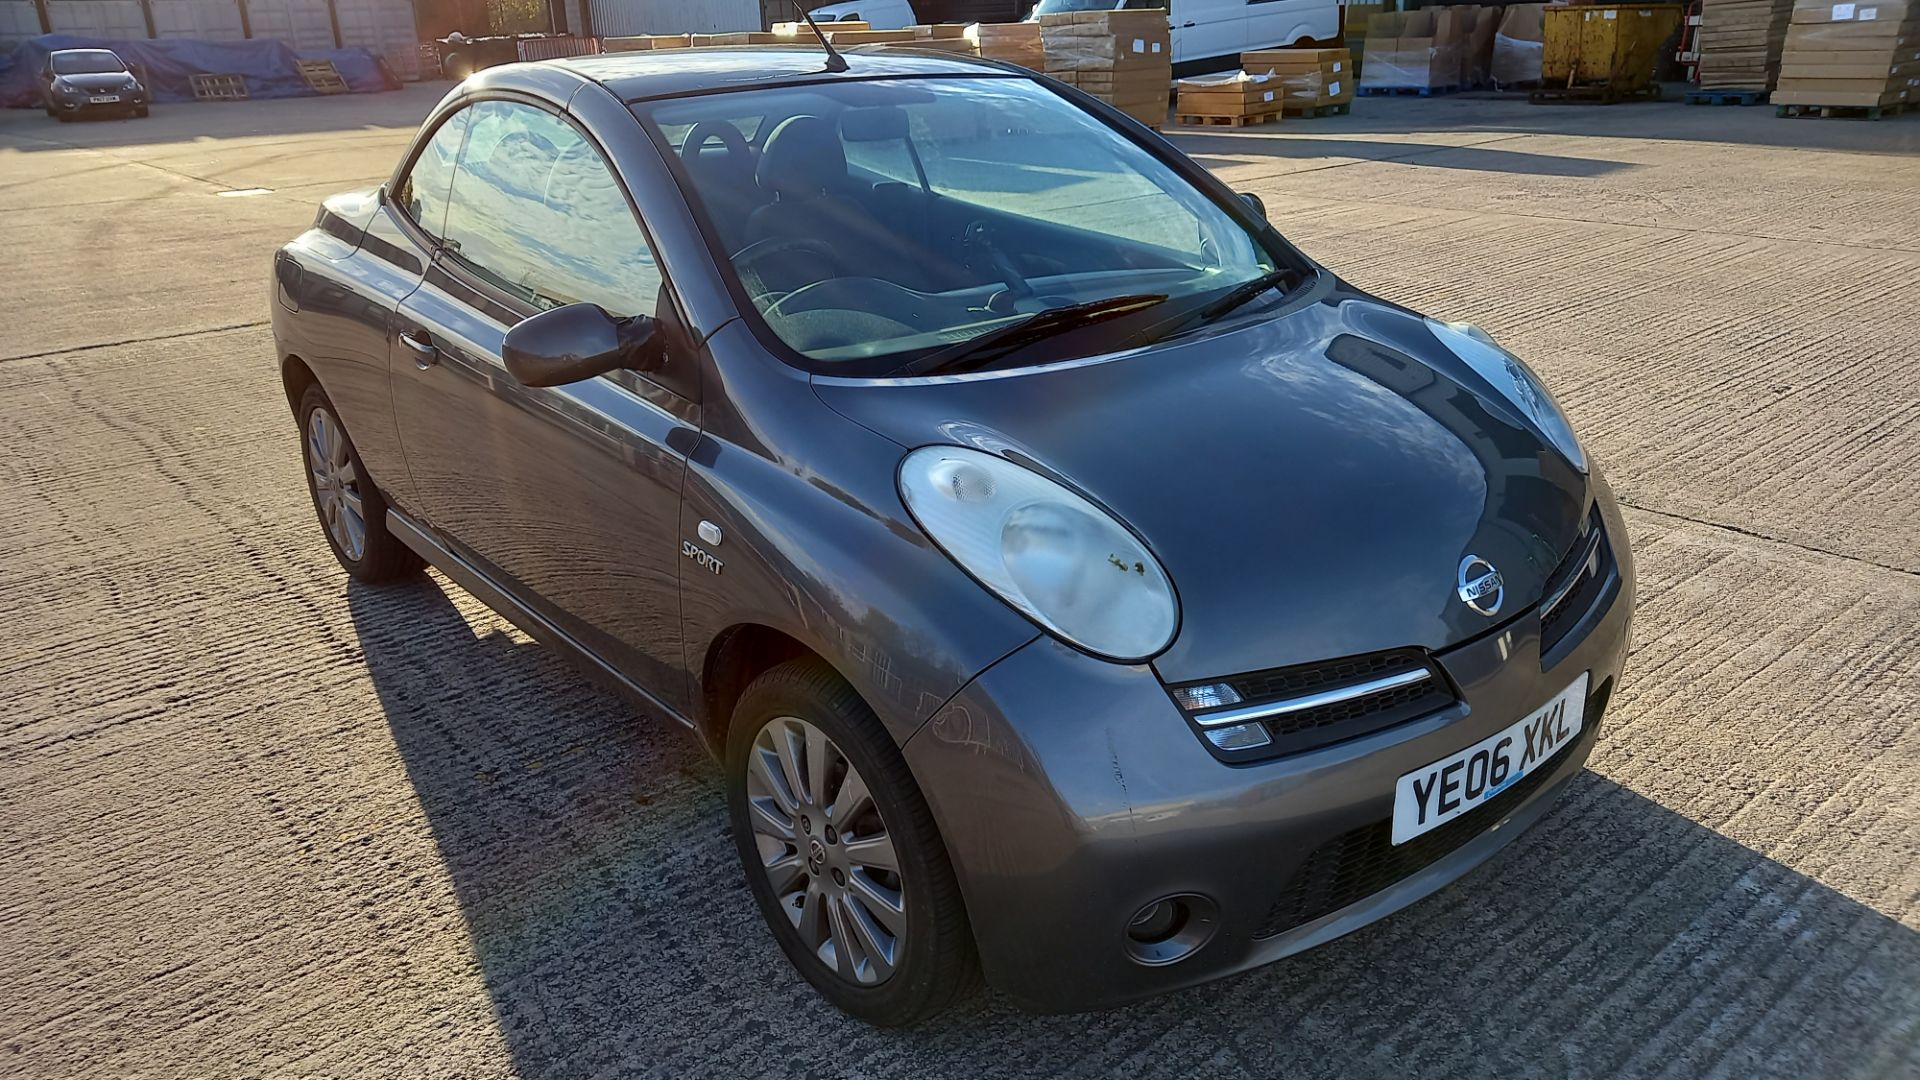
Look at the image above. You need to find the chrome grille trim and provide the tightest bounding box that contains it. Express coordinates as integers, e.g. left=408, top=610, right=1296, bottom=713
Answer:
left=1540, top=524, right=1604, bottom=624
left=1191, top=668, right=1432, bottom=728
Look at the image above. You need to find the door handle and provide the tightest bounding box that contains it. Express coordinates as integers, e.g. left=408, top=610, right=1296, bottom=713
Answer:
left=399, top=329, right=439, bottom=369
left=1182, top=20, right=1196, bottom=26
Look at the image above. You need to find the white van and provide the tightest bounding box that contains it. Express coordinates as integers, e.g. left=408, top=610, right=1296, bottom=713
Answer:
left=1024, top=0, right=1339, bottom=74
left=806, top=0, right=918, bottom=29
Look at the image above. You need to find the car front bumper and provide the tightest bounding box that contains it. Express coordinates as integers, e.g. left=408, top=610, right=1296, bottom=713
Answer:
left=903, top=498, right=1634, bottom=1013
left=54, top=92, right=145, bottom=112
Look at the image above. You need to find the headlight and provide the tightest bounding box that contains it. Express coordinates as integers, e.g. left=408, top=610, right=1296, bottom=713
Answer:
left=1426, top=318, right=1588, bottom=474
left=898, top=446, right=1178, bottom=662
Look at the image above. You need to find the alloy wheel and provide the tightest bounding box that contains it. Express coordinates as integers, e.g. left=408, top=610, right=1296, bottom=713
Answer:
left=307, top=407, right=367, bottom=562
left=745, top=716, right=906, bottom=986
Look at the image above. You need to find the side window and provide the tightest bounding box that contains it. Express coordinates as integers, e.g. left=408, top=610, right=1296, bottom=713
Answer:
left=395, top=108, right=471, bottom=239
left=441, top=100, right=662, bottom=318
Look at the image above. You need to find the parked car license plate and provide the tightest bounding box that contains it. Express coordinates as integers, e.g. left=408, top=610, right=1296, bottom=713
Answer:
left=90, top=95, right=120, bottom=103
left=1391, top=672, right=1589, bottom=845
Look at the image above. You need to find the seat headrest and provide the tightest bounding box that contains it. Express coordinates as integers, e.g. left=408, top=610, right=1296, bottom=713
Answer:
left=755, top=115, right=847, bottom=202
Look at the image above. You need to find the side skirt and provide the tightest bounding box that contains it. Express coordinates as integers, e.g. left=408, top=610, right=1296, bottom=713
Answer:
left=385, top=507, right=700, bottom=737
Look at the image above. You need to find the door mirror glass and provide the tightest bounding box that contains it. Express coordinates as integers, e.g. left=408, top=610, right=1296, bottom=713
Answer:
left=502, top=303, right=661, bottom=387
left=1238, top=191, right=1266, bottom=220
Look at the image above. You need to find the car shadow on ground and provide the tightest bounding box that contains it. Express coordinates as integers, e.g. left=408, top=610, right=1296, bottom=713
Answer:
left=348, top=576, right=1920, bottom=1080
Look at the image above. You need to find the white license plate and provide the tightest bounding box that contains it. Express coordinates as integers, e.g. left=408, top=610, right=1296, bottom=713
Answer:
left=1391, top=672, right=1588, bottom=845
left=90, top=95, right=120, bottom=103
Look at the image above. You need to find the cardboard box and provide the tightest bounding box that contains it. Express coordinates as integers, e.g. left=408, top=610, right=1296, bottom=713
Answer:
left=1786, top=44, right=1920, bottom=59
left=1359, top=8, right=1469, bottom=88
left=603, top=34, right=702, bottom=51
left=1041, top=6, right=1172, bottom=122
left=1779, top=54, right=1920, bottom=72
left=1040, top=11, right=1172, bottom=72
left=967, top=21, right=1046, bottom=70
left=1242, top=47, right=1352, bottom=102
left=1242, top=47, right=1349, bottom=70
left=1697, top=0, right=1795, bottom=88
left=1465, top=5, right=1501, bottom=84
left=1773, top=79, right=1912, bottom=100
left=1177, top=72, right=1281, bottom=115
left=1059, top=68, right=1170, bottom=96
left=1788, top=0, right=1914, bottom=23
left=1492, top=3, right=1550, bottom=84
left=1784, top=21, right=1915, bottom=45
left=772, top=20, right=868, bottom=35
left=907, top=36, right=980, bottom=53
left=827, top=29, right=917, bottom=43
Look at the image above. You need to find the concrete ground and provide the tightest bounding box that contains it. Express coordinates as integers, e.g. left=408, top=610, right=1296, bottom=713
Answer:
left=1, top=83, right=1916, bottom=1079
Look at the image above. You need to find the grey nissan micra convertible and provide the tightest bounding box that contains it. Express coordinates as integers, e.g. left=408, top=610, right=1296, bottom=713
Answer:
left=270, top=46, right=1633, bottom=1024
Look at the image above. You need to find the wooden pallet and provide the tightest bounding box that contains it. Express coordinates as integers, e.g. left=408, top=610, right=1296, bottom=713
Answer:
left=190, top=73, right=248, bottom=101
left=1358, top=85, right=1459, bottom=97
left=1686, top=88, right=1768, bottom=106
left=1529, top=83, right=1663, bottom=105
left=1280, top=101, right=1351, bottom=118
left=297, top=59, right=349, bottom=95
left=1175, top=110, right=1283, bottom=128
left=1775, top=101, right=1908, bottom=120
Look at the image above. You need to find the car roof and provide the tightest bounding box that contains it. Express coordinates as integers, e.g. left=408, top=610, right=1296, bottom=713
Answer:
left=557, top=46, right=1020, bottom=103
left=52, top=48, right=122, bottom=57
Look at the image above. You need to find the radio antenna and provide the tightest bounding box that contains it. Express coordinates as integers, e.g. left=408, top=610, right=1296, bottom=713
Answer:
left=793, top=0, right=850, bottom=72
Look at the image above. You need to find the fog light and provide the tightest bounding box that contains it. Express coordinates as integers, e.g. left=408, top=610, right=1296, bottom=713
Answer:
left=1172, top=682, right=1241, bottom=711
left=1128, top=899, right=1182, bottom=942
left=1205, top=722, right=1271, bottom=751
left=1123, top=894, right=1219, bottom=966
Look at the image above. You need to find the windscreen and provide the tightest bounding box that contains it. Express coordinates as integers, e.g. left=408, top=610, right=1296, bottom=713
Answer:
left=1027, top=0, right=1130, bottom=14
left=639, top=77, right=1286, bottom=376
left=53, top=51, right=127, bottom=75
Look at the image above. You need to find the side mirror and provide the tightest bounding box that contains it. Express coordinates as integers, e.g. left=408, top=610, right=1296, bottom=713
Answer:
left=502, top=303, right=662, bottom=388
left=1238, top=191, right=1267, bottom=220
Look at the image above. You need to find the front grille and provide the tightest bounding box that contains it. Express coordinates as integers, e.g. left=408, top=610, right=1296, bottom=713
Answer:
left=1251, top=680, right=1610, bottom=940
left=1171, top=648, right=1460, bottom=761
left=1539, top=506, right=1613, bottom=658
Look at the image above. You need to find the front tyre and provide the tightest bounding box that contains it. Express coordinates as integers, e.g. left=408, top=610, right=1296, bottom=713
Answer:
left=726, top=659, right=980, bottom=1025
left=297, top=383, right=420, bottom=582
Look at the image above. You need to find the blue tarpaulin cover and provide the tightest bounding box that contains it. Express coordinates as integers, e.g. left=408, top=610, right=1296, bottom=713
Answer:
left=0, top=33, right=400, bottom=108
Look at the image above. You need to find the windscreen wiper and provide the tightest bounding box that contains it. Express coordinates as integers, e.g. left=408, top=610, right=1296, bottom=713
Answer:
left=890, top=294, right=1168, bottom=378
left=1128, top=267, right=1298, bottom=349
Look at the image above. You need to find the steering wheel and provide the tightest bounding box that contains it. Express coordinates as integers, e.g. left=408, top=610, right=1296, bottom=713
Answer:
left=965, top=221, right=1035, bottom=313
left=732, top=236, right=843, bottom=300
left=681, top=120, right=752, bottom=169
